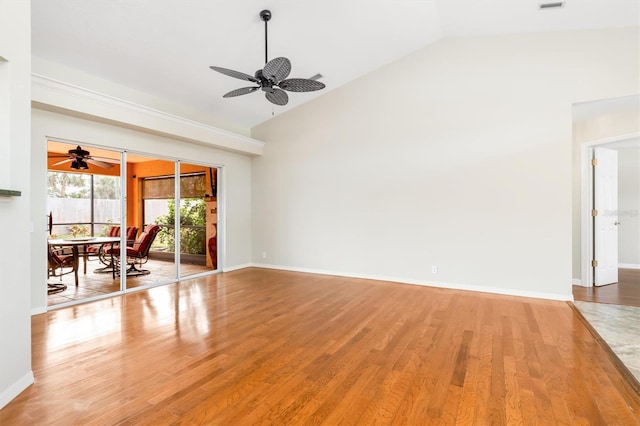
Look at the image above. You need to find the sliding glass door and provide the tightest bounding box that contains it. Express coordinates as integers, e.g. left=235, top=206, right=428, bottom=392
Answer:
left=47, top=142, right=220, bottom=308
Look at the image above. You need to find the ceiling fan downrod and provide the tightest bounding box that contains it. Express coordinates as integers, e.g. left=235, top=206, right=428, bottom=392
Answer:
left=260, top=10, right=271, bottom=64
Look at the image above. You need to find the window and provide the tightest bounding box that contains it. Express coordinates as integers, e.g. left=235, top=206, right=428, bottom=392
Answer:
left=47, top=171, right=121, bottom=237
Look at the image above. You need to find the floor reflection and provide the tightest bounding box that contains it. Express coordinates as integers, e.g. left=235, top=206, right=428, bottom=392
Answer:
left=574, top=301, right=640, bottom=381
left=122, top=280, right=212, bottom=341
left=46, top=299, right=124, bottom=350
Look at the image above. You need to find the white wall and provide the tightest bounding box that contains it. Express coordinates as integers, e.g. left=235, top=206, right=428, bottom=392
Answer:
left=32, top=57, right=251, bottom=138
left=618, top=146, right=640, bottom=266
left=31, top=108, right=253, bottom=312
left=0, top=0, right=34, bottom=409
left=252, top=28, right=640, bottom=300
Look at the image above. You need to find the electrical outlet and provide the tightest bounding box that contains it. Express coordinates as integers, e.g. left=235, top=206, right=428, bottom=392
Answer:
left=431, top=266, right=438, bottom=274
left=262, top=251, right=267, bottom=259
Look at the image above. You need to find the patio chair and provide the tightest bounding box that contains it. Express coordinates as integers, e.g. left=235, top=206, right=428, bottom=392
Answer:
left=87, top=225, right=138, bottom=273
left=48, top=243, right=76, bottom=282
left=107, top=224, right=160, bottom=278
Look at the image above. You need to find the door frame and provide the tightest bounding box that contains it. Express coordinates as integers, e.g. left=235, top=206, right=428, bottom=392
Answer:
left=580, top=132, right=639, bottom=287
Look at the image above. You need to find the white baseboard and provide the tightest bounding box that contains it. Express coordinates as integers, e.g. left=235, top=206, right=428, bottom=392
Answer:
left=619, top=263, right=640, bottom=270
left=572, top=278, right=583, bottom=286
left=31, top=306, right=47, bottom=316
left=251, top=263, right=574, bottom=302
left=222, top=263, right=252, bottom=273
left=0, top=371, right=34, bottom=410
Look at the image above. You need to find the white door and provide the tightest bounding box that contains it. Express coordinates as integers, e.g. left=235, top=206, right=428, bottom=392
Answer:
left=593, top=147, right=619, bottom=286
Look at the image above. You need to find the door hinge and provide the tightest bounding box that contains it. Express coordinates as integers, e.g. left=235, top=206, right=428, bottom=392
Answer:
left=592, top=209, right=598, bottom=217
left=592, top=260, right=598, bottom=267
left=592, top=158, right=598, bottom=166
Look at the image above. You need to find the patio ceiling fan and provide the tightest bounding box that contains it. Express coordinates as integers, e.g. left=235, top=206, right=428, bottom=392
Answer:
left=209, top=9, right=325, bottom=106
left=48, top=145, right=118, bottom=170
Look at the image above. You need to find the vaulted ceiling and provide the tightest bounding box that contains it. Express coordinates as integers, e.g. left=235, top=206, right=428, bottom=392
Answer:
left=31, top=0, right=639, bottom=130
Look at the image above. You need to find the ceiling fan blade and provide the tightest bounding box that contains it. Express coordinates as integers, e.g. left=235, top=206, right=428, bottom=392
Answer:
left=279, top=78, right=326, bottom=93
left=51, top=159, right=72, bottom=166
left=263, top=57, right=291, bottom=83
left=91, top=156, right=120, bottom=164
left=309, top=73, right=323, bottom=81
left=209, top=66, right=259, bottom=83
left=86, top=158, right=114, bottom=169
left=265, top=88, right=289, bottom=106
left=223, top=86, right=260, bottom=98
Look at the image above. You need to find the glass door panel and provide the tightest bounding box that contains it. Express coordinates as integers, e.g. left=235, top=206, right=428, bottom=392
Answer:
left=179, top=162, right=218, bottom=279
left=131, top=155, right=178, bottom=289
left=47, top=141, right=123, bottom=306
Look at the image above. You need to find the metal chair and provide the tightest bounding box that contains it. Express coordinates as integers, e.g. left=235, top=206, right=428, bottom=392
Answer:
left=107, top=224, right=160, bottom=277
left=88, top=225, right=138, bottom=273
left=48, top=244, right=76, bottom=279
left=47, top=243, right=77, bottom=293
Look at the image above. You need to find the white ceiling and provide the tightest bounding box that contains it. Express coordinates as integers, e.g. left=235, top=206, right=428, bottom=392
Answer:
left=31, top=0, right=639, bottom=130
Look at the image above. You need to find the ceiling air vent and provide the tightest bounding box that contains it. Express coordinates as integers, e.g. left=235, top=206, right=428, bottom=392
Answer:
left=539, top=2, right=565, bottom=9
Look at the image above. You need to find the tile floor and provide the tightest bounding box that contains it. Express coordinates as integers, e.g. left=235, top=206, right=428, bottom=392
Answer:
left=573, top=301, right=640, bottom=382
left=48, top=257, right=212, bottom=306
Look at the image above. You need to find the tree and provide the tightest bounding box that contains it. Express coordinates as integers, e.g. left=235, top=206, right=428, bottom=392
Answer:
left=47, top=172, right=90, bottom=198
left=93, top=175, right=119, bottom=199
left=154, top=198, right=206, bottom=254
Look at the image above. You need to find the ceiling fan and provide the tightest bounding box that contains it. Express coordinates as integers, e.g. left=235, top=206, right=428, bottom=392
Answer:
left=209, top=9, right=325, bottom=106
left=49, top=145, right=117, bottom=170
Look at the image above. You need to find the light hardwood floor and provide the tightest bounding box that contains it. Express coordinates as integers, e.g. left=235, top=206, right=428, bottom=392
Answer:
left=3, top=268, right=639, bottom=424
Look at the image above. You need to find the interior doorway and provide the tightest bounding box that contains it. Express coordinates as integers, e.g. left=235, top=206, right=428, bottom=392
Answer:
left=578, top=135, right=640, bottom=303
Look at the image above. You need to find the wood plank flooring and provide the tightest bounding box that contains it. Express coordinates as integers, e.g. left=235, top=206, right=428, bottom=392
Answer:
left=3, top=268, right=639, bottom=424
left=573, top=268, right=640, bottom=307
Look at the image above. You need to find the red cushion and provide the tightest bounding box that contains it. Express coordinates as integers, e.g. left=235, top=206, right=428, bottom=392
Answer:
left=85, top=245, right=100, bottom=253
left=132, top=231, right=153, bottom=252
left=106, top=225, right=158, bottom=257
left=125, top=226, right=138, bottom=242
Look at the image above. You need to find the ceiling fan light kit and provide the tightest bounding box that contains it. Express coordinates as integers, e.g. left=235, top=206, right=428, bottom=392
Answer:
left=209, top=9, right=325, bottom=106
left=71, top=159, right=89, bottom=170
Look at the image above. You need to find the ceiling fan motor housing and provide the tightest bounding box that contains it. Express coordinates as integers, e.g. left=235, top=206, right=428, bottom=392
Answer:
left=70, top=145, right=90, bottom=157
